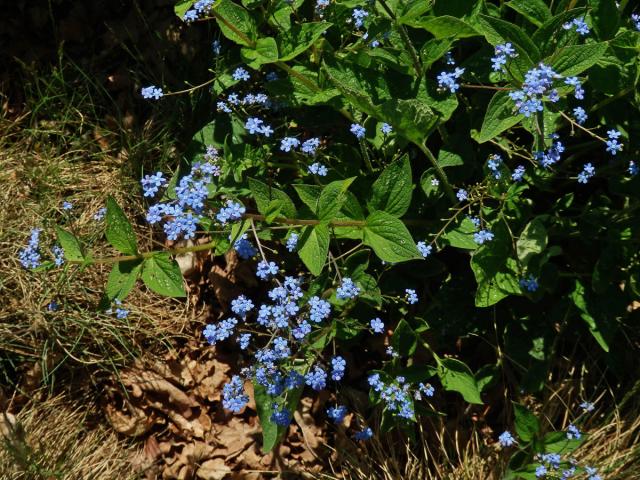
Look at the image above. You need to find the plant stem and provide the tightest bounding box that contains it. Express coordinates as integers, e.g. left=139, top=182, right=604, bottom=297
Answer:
left=377, top=0, right=422, bottom=76
left=417, top=143, right=456, bottom=203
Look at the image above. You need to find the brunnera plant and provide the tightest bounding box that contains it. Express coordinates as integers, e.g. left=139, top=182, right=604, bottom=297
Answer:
left=19, top=0, right=640, bottom=476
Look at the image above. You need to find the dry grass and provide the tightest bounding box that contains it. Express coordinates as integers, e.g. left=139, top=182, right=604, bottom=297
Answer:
left=0, top=394, right=141, bottom=479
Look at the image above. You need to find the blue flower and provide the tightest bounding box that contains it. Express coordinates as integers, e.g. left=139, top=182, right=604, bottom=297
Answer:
left=270, top=405, right=291, bottom=426
left=308, top=162, right=328, bottom=176
left=232, top=67, right=250, bottom=82
left=352, top=8, right=368, bottom=29
left=520, top=275, right=539, bottom=292
left=405, top=288, right=418, bottom=304
left=573, top=106, right=588, bottom=124
left=280, top=137, right=300, bottom=152
left=511, top=165, right=526, bottom=182
left=491, top=43, right=517, bottom=72
left=566, top=423, right=581, bottom=440
left=308, top=296, right=331, bottom=322
left=231, top=295, right=254, bottom=318
left=331, top=356, right=346, bottom=381
left=286, top=232, right=299, bottom=252
left=563, top=18, right=590, bottom=36
left=234, top=234, right=257, bottom=259
left=498, top=430, right=517, bottom=447
left=19, top=228, right=42, bottom=269
left=580, top=401, right=595, bottom=412
left=237, top=333, right=251, bottom=350
left=203, top=318, right=238, bottom=344
left=350, top=123, right=366, bottom=139
left=628, top=161, right=638, bottom=176
left=381, top=123, right=392, bottom=135
left=222, top=376, right=249, bottom=412
left=416, top=241, right=432, bottom=258
left=437, top=67, right=465, bottom=93
left=606, top=129, right=623, bottom=155
left=354, top=427, right=373, bottom=440
left=487, top=154, right=503, bottom=179
left=327, top=405, right=348, bottom=424
left=216, top=200, right=245, bottom=224
left=474, top=230, right=494, bottom=244
left=565, top=77, right=584, bottom=99
left=212, top=39, right=221, bottom=55
left=62, top=201, right=73, bottom=210
left=141, top=86, right=164, bottom=100
left=633, top=14, right=640, bottom=31
left=370, top=317, right=384, bottom=333
left=336, top=277, right=360, bottom=300
left=141, top=172, right=167, bottom=198
left=256, top=260, right=279, bottom=280
left=301, top=137, right=321, bottom=155
left=456, top=189, right=468, bottom=202
left=245, top=117, right=265, bottom=134
left=93, top=207, right=107, bottom=221
left=52, top=245, right=65, bottom=267
left=535, top=465, right=548, bottom=478
left=577, top=163, right=595, bottom=184
left=305, top=365, right=327, bottom=390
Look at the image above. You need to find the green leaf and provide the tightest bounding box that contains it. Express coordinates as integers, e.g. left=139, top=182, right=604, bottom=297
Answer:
left=570, top=281, right=610, bottom=352
left=363, top=211, right=421, bottom=263
left=106, top=260, right=143, bottom=301
left=368, top=155, right=413, bottom=218
left=532, top=8, right=587, bottom=56
left=442, top=217, right=478, bottom=250
left=277, top=22, right=332, bottom=61
left=589, top=0, right=620, bottom=40
left=379, top=98, right=438, bottom=145
left=241, top=37, right=279, bottom=68
left=298, top=224, right=330, bottom=276
left=392, top=319, right=418, bottom=356
left=253, top=381, right=303, bottom=452
left=318, top=177, right=356, bottom=221
left=437, top=358, right=483, bottom=404
left=174, top=0, right=195, bottom=19
left=543, top=431, right=584, bottom=454
left=398, top=0, right=433, bottom=24
left=506, top=0, right=551, bottom=27
left=55, top=227, right=84, bottom=262
left=322, top=61, right=384, bottom=118
left=213, top=0, right=257, bottom=48
left=475, top=14, right=540, bottom=64
left=141, top=253, right=186, bottom=298
left=517, top=218, right=547, bottom=267
left=513, top=403, right=540, bottom=443
left=105, top=197, right=137, bottom=255
left=548, top=42, right=609, bottom=77
left=420, top=38, right=454, bottom=70
left=264, top=200, right=283, bottom=223
left=407, top=16, right=479, bottom=39
left=293, top=184, right=322, bottom=213
left=476, top=91, right=524, bottom=144
left=248, top=177, right=297, bottom=219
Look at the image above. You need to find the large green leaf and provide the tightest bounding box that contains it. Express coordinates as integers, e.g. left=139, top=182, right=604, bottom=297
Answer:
left=516, top=218, right=547, bottom=267
left=55, top=227, right=84, bottom=262
left=248, top=177, right=297, bottom=219
left=368, top=155, right=413, bottom=218
left=406, top=16, right=479, bottom=39
left=589, top=0, right=620, bottom=40
left=442, top=217, right=478, bottom=250
left=277, top=22, right=332, bottom=61
left=569, top=281, right=610, bottom=352
left=476, top=91, right=523, bottom=144
left=174, top=0, right=195, bottom=19
left=298, top=224, right=330, bottom=276
left=506, top=0, right=551, bottom=27
left=318, top=177, right=356, bottom=221
left=437, top=358, right=483, bottom=404
left=548, top=42, right=609, bottom=77
left=253, top=382, right=303, bottom=452
left=513, top=403, right=540, bottom=443
left=213, top=0, right=258, bottom=48
left=241, top=37, right=279, bottom=68
left=141, top=253, right=186, bottom=298
left=105, top=197, right=137, bottom=255
left=363, top=211, right=421, bottom=263
left=379, top=98, right=438, bottom=145
left=106, top=260, right=143, bottom=301
left=532, top=8, right=587, bottom=56
left=392, top=319, right=418, bottom=357
left=293, top=184, right=322, bottom=213
left=475, top=14, right=540, bottom=64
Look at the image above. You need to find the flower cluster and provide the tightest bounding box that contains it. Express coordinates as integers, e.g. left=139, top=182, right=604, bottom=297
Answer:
left=534, top=135, right=565, bottom=168
left=577, top=163, right=595, bottom=184
left=491, top=43, right=517, bottom=72
left=437, top=67, right=465, bottom=93
left=368, top=374, right=415, bottom=419
left=509, top=64, right=561, bottom=117
left=562, top=17, right=590, bottom=36
left=141, top=85, right=164, bottom=100
left=19, top=228, right=42, bottom=269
